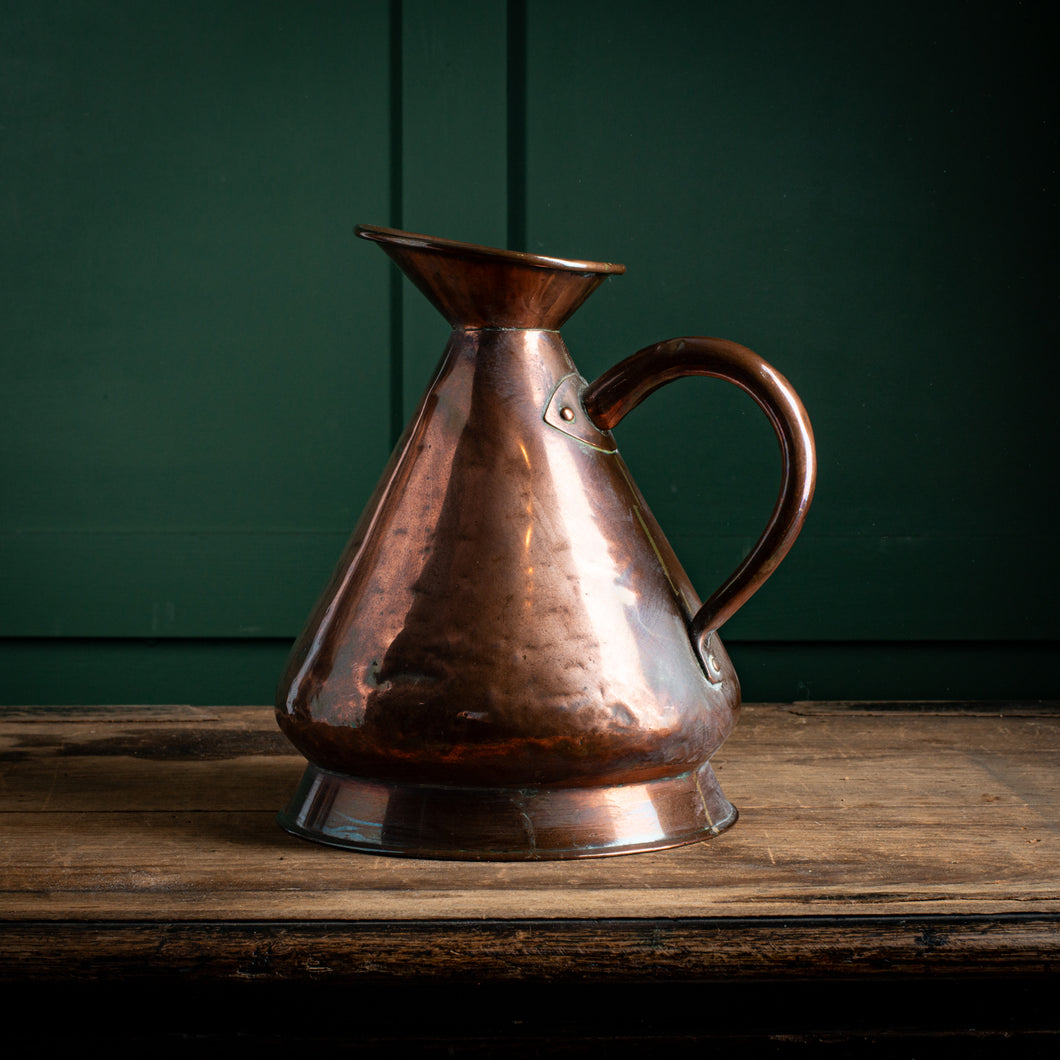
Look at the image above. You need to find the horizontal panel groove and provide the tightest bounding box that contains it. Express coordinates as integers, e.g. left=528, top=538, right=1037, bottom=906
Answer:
left=2, top=529, right=354, bottom=537
left=5, top=530, right=1056, bottom=540
left=2, top=639, right=1060, bottom=706
left=2, top=531, right=1057, bottom=640
left=2, top=636, right=1057, bottom=648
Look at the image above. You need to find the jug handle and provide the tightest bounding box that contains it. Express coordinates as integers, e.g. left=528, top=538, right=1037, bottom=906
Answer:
left=582, top=336, right=816, bottom=642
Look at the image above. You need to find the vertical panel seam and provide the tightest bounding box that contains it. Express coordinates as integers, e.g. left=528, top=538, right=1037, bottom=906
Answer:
left=506, top=0, right=528, bottom=252
left=388, top=0, right=405, bottom=444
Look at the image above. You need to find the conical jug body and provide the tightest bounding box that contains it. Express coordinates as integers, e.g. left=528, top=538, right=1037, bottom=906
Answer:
left=276, top=225, right=816, bottom=860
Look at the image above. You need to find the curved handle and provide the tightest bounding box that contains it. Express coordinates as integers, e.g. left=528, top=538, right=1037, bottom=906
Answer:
left=582, top=336, right=816, bottom=642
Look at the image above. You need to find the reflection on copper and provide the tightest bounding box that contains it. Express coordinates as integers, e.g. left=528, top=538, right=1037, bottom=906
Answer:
left=601, top=784, right=665, bottom=849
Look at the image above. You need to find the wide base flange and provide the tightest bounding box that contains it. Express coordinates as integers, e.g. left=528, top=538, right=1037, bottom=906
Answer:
left=278, top=761, right=737, bottom=861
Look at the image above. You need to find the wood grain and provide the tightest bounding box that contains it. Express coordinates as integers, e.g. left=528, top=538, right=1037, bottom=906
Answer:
left=2, top=916, right=1056, bottom=984
left=1, top=703, right=1057, bottom=983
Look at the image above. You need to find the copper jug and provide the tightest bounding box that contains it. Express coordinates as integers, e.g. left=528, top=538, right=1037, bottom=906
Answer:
left=276, top=224, right=816, bottom=860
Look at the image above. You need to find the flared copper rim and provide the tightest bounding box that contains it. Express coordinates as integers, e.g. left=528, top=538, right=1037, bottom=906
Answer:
left=355, top=223, right=626, bottom=276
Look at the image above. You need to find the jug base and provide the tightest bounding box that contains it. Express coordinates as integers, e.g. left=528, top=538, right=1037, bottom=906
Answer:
left=277, top=761, right=737, bottom=860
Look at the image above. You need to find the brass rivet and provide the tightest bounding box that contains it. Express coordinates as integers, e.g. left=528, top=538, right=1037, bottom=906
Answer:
left=560, top=406, right=575, bottom=422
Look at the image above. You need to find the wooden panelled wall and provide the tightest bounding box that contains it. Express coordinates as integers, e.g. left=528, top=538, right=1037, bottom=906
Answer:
left=2, top=1, right=1057, bottom=704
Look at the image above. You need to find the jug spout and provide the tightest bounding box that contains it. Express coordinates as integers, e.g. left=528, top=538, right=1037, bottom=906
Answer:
left=355, top=224, right=625, bottom=330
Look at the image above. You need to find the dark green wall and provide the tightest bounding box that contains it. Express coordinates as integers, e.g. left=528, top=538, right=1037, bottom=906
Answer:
left=3, top=1, right=1057, bottom=704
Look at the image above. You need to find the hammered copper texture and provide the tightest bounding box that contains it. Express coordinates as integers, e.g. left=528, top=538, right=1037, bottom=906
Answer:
left=275, top=225, right=815, bottom=859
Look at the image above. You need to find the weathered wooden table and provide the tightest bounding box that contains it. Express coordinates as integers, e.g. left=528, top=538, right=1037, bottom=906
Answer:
left=1, top=702, right=1057, bottom=1054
